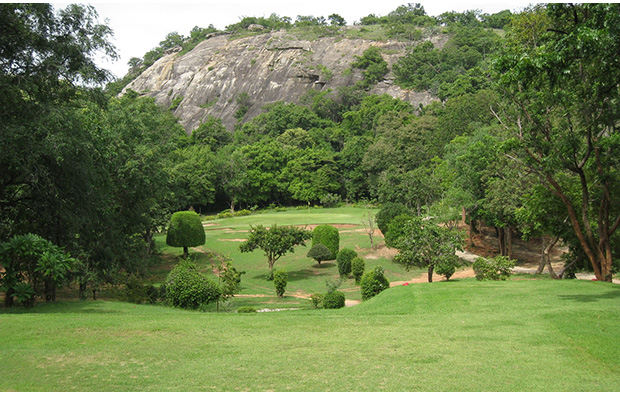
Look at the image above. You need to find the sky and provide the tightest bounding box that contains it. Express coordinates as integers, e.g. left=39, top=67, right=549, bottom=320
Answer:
left=51, top=0, right=536, bottom=79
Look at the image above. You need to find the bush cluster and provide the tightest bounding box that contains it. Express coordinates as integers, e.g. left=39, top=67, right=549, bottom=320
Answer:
left=237, top=306, right=257, bottom=313
left=322, top=291, right=345, bottom=309
left=165, top=260, right=221, bottom=309
left=472, top=256, right=516, bottom=281
left=360, top=266, right=390, bottom=301
left=120, top=274, right=160, bottom=304
left=336, top=248, right=358, bottom=277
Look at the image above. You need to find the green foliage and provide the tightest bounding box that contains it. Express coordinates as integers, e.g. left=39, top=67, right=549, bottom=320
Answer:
left=165, top=260, right=221, bottom=309
left=311, top=225, right=340, bottom=261
left=309, top=292, right=324, bottom=308
left=119, top=275, right=158, bottom=304
left=375, top=203, right=413, bottom=236
left=216, top=258, right=244, bottom=301
left=392, top=216, right=464, bottom=282
left=239, top=224, right=312, bottom=272
left=169, top=96, right=183, bottom=111
left=336, top=248, right=358, bottom=277
left=190, top=116, right=231, bottom=149
left=0, top=233, right=75, bottom=307
left=384, top=213, right=415, bottom=248
left=472, top=256, right=515, bottom=281
left=273, top=269, right=287, bottom=297
left=237, top=306, right=257, bottom=313
left=322, top=291, right=345, bottom=309
left=307, top=244, right=332, bottom=266
left=320, top=193, right=341, bottom=208
left=351, top=257, right=366, bottom=284
left=393, top=27, right=500, bottom=98
left=166, top=211, right=206, bottom=258
left=360, top=266, right=389, bottom=301
left=352, top=47, right=389, bottom=86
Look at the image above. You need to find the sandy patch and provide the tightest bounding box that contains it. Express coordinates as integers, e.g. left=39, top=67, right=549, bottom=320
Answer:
left=218, top=238, right=247, bottom=242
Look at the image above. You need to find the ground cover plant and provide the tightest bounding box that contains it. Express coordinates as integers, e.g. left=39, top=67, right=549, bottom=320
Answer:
left=1, top=278, right=619, bottom=391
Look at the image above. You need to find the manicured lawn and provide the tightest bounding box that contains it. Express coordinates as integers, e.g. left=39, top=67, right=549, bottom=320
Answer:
left=154, top=206, right=426, bottom=305
left=1, top=278, right=619, bottom=391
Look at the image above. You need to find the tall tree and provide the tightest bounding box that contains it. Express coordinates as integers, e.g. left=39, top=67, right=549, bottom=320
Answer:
left=494, top=4, right=620, bottom=281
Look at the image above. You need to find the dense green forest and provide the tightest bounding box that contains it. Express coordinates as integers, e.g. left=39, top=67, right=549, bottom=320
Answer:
left=1, top=3, right=619, bottom=303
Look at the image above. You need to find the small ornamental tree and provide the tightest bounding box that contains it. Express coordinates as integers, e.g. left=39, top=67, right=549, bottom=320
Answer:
left=166, top=211, right=206, bottom=259
left=393, top=216, right=464, bottom=283
left=360, top=266, right=390, bottom=301
left=312, top=224, right=339, bottom=260
left=351, top=257, right=366, bottom=284
left=336, top=248, right=358, bottom=277
left=307, top=243, right=332, bottom=266
left=239, top=224, right=311, bottom=274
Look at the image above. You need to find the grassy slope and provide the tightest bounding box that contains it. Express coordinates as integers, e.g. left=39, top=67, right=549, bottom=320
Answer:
left=1, top=278, right=619, bottom=391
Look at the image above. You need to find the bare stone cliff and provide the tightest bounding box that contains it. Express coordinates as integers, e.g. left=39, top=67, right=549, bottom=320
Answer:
left=124, top=30, right=441, bottom=132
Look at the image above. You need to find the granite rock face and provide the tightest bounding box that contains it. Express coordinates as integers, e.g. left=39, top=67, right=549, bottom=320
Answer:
left=124, top=30, right=442, bottom=132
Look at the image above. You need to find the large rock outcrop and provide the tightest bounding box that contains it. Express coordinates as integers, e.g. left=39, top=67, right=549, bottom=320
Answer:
left=124, top=29, right=442, bottom=132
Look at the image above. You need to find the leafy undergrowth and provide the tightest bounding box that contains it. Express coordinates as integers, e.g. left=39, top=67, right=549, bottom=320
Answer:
left=1, top=278, right=619, bottom=391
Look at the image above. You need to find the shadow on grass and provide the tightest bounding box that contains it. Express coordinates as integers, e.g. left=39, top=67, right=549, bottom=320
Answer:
left=557, top=289, right=620, bottom=303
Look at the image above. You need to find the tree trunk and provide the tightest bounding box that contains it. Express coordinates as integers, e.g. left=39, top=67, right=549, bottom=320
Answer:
left=497, top=227, right=506, bottom=256
left=506, top=227, right=513, bottom=259
left=183, top=246, right=189, bottom=259
left=468, top=216, right=476, bottom=247
left=427, top=264, right=434, bottom=283
left=79, top=282, right=87, bottom=300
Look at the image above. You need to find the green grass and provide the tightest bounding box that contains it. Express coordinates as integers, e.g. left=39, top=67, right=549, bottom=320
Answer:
left=154, top=206, right=426, bottom=306
left=1, top=278, right=619, bottom=391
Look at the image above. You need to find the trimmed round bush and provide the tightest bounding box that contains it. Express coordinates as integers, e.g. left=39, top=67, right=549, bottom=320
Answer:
left=312, top=225, right=339, bottom=261
left=273, top=268, right=287, bottom=297
left=166, top=211, right=206, bottom=258
left=360, top=266, right=390, bottom=301
left=322, top=291, right=345, bottom=309
left=351, top=257, right=366, bottom=284
left=307, top=243, right=332, bottom=266
left=375, top=203, right=412, bottom=236
left=165, top=260, right=221, bottom=309
left=336, top=248, right=358, bottom=277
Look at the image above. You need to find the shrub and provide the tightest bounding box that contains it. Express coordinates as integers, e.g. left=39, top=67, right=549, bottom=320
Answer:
left=472, top=256, right=516, bottom=281
left=120, top=274, right=151, bottom=304
left=435, top=257, right=461, bottom=281
left=273, top=269, right=287, bottom=297
left=309, top=292, right=324, bottom=308
left=233, top=209, right=252, bottom=217
left=165, top=260, right=221, bottom=309
left=384, top=213, right=415, bottom=248
left=320, top=193, right=341, bottom=208
left=375, top=203, right=413, bottom=236
left=360, top=266, right=390, bottom=301
left=351, top=257, right=366, bottom=284
left=307, top=243, right=332, bottom=266
left=323, top=291, right=345, bottom=309
left=166, top=211, right=206, bottom=259
left=312, top=225, right=339, bottom=260
left=217, top=210, right=233, bottom=219
left=238, top=306, right=257, bottom=313
left=336, top=248, right=358, bottom=277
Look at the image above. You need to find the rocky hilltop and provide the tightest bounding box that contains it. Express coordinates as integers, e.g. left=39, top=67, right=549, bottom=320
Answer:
left=124, top=29, right=443, bottom=132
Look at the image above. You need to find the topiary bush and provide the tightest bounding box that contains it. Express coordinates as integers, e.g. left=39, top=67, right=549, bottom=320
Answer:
left=360, top=266, right=390, bottom=301
left=307, top=243, right=332, bottom=266
left=351, top=257, right=366, bottom=284
left=273, top=268, right=287, bottom=297
left=312, top=225, right=339, bottom=261
left=375, top=203, right=413, bottom=236
left=165, top=260, right=221, bottom=309
left=472, top=256, right=515, bottom=281
left=166, top=211, right=206, bottom=259
left=336, top=248, right=358, bottom=277
left=322, top=291, right=345, bottom=309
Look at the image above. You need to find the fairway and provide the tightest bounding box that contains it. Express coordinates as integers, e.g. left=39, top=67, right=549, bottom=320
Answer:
left=1, top=278, right=619, bottom=391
